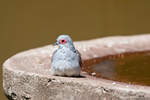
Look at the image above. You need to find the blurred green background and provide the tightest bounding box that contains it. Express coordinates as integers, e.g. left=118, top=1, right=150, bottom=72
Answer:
left=1, top=0, right=150, bottom=99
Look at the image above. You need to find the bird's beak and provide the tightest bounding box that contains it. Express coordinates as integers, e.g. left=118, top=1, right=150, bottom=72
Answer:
left=53, top=42, right=58, bottom=46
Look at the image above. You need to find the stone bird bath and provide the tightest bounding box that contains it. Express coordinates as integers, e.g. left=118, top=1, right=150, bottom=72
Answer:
left=3, top=34, right=150, bottom=100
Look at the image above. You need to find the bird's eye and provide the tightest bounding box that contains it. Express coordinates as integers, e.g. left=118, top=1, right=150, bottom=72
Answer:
left=60, top=39, right=66, bottom=44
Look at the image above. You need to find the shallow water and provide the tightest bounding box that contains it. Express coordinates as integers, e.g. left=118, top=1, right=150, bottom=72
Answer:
left=83, top=52, right=150, bottom=86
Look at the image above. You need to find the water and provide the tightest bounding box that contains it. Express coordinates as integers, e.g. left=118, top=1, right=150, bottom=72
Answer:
left=1, top=0, right=150, bottom=99
left=83, top=52, right=150, bottom=86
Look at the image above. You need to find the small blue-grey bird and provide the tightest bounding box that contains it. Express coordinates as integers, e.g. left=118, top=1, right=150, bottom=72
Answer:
left=50, top=35, right=82, bottom=76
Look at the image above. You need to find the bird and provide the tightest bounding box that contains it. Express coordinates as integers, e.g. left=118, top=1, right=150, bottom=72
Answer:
left=50, top=35, right=82, bottom=77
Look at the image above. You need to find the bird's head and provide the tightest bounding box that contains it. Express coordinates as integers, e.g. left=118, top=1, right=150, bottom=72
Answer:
left=54, top=35, right=75, bottom=49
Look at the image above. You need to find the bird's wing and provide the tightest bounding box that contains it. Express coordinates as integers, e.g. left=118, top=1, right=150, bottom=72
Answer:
left=76, top=50, right=82, bottom=67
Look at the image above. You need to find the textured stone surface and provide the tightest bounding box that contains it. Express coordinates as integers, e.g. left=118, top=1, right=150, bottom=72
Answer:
left=3, top=34, right=150, bottom=100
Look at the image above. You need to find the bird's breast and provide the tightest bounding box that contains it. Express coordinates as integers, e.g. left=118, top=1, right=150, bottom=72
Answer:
left=53, top=48, right=77, bottom=61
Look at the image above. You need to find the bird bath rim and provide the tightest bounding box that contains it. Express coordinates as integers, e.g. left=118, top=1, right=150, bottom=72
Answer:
left=3, top=34, right=150, bottom=99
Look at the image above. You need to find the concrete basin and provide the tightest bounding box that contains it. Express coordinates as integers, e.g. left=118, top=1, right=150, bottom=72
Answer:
left=3, top=34, right=150, bottom=100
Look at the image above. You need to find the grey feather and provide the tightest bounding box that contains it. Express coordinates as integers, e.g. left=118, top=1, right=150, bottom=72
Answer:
left=50, top=35, right=81, bottom=76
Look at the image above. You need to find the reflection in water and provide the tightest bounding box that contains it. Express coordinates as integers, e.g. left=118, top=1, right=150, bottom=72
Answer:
left=93, top=59, right=116, bottom=79
left=85, top=52, right=150, bottom=86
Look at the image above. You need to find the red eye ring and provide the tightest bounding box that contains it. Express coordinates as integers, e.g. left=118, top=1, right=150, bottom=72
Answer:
left=60, top=39, right=66, bottom=44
